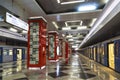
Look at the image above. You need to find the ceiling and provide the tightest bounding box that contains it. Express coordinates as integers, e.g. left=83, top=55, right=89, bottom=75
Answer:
left=81, top=2, right=120, bottom=48
left=36, top=0, right=107, bottom=14
left=15, top=0, right=110, bottom=49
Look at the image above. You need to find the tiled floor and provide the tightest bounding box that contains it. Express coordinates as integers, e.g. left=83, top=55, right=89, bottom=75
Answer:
left=0, top=53, right=120, bottom=80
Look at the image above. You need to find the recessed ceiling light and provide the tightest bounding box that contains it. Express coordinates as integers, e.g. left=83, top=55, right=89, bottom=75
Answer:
left=57, top=0, right=60, bottom=3
left=65, top=20, right=83, bottom=27
left=62, top=27, right=71, bottom=30
left=75, top=48, right=79, bottom=50
left=78, top=4, right=97, bottom=11
left=76, top=41, right=82, bottom=43
left=66, top=20, right=82, bottom=23
left=77, top=26, right=87, bottom=29
left=66, top=35, right=72, bottom=38
left=10, top=28, right=17, bottom=32
left=103, top=0, right=109, bottom=3
left=22, top=30, right=28, bottom=33
left=72, top=45, right=78, bottom=48
left=62, top=34, right=65, bottom=37
left=80, top=21, right=83, bottom=26
left=68, top=39, right=74, bottom=41
left=61, top=0, right=85, bottom=5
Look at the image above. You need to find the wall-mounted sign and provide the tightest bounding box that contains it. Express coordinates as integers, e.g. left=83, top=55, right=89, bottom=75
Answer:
left=6, top=12, right=28, bottom=31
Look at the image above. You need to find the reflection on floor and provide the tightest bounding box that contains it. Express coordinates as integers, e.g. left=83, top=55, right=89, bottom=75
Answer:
left=0, top=53, right=120, bottom=80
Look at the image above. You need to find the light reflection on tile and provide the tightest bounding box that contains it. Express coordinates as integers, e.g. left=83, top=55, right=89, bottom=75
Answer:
left=0, top=54, right=119, bottom=80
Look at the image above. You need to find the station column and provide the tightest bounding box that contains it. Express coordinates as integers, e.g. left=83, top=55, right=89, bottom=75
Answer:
left=27, top=17, right=47, bottom=69
left=48, top=31, right=59, bottom=62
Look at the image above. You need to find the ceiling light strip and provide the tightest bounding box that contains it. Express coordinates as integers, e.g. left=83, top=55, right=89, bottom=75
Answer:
left=90, top=18, right=97, bottom=27
left=66, top=35, right=72, bottom=38
left=80, top=21, right=83, bottom=26
left=62, top=34, right=65, bottom=37
left=77, top=26, right=87, bottom=29
left=78, top=5, right=97, bottom=11
left=57, top=0, right=60, bottom=3
left=68, top=39, right=74, bottom=41
left=66, top=20, right=82, bottom=23
left=65, top=20, right=83, bottom=27
left=72, top=45, right=78, bottom=48
left=61, top=0, right=85, bottom=5
left=65, top=22, right=68, bottom=26
left=62, top=27, right=71, bottom=30
left=52, top=21, right=59, bottom=29
left=10, top=28, right=17, bottom=32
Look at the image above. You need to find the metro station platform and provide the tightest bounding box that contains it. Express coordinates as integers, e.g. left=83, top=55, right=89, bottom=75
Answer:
left=0, top=53, right=120, bottom=80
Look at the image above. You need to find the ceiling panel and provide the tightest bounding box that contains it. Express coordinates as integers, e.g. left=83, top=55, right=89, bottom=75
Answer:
left=36, top=0, right=107, bottom=14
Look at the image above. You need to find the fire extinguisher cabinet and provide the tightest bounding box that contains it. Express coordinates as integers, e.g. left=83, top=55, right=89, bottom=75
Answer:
left=27, top=17, right=47, bottom=69
left=48, top=31, right=59, bottom=62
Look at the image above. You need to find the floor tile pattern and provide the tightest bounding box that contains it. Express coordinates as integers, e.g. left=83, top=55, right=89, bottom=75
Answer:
left=0, top=53, right=120, bottom=80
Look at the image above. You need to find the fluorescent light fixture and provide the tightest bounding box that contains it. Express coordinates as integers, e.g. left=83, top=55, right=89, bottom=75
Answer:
left=78, top=4, right=97, bottom=11
left=77, top=26, right=87, bottom=29
left=103, top=0, right=109, bottom=3
left=22, top=30, right=28, bottom=33
left=66, top=20, right=81, bottom=23
left=66, top=35, right=72, bottom=38
left=62, top=34, right=65, bottom=37
left=65, top=20, right=82, bottom=26
left=90, top=18, right=97, bottom=27
left=72, top=45, right=78, bottom=48
left=80, top=21, right=83, bottom=26
left=62, top=27, right=71, bottom=30
left=65, top=22, right=68, bottom=26
left=71, top=37, right=79, bottom=39
left=10, top=28, right=17, bottom=32
left=61, top=0, right=85, bottom=5
left=29, top=16, right=47, bottom=23
left=68, top=39, right=74, bottom=41
left=52, top=21, right=59, bottom=29
left=75, top=48, right=79, bottom=50
left=67, top=35, right=83, bottom=39
left=57, top=0, right=60, bottom=3
left=76, top=41, right=82, bottom=43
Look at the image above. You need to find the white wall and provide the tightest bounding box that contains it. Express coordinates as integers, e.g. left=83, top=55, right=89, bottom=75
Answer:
left=0, top=0, right=30, bottom=22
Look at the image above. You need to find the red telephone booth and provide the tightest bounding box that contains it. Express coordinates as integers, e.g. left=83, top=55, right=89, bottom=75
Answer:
left=27, top=17, right=47, bottom=69
left=48, top=31, right=59, bottom=62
